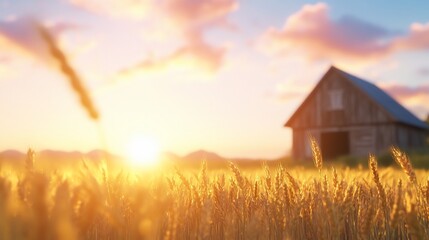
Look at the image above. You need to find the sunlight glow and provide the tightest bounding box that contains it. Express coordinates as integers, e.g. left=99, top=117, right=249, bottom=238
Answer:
left=126, top=135, right=160, bottom=168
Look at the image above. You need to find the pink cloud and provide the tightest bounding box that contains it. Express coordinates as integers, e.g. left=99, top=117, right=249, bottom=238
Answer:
left=275, top=91, right=306, bottom=102
left=381, top=84, right=429, bottom=118
left=163, top=0, right=238, bottom=30
left=382, top=84, right=429, bottom=100
left=393, top=23, right=429, bottom=50
left=259, top=3, right=429, bottom=62
left=0, top=17, right=52, bottom=64
left=68, top=0, right=238, bottom=74
left=123, top=0, right=237, bottom=74
left=0, top=55, right=11, bottom=63
left=69, top=0, right=238, bottom=27
left=68, top=0, right=152, bottom=19
left=120, top=32, right=224, bottom=74
left=270, top=81, right=313, bottom=103
left=134, top=0, right=237, bottom=74
left=0, top=17, right=77, bottom=65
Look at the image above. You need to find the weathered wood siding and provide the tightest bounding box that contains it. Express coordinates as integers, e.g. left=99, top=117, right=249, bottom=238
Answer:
left=293, top=125, right=394, bottom=159
left=288, top=68, right=428, bottom=160
left=290, top=70, right=397, bottom=159
left=395, top=124, right=427, bottom=150
left=374, top=124, right=396, bottom=154
left=292, top=129, right=321, bottom=160
left=349, top=126, right=376, bottom=156
left=292, top=130, right=305, bottom=159
left=288, top=71, right=391, bottom=129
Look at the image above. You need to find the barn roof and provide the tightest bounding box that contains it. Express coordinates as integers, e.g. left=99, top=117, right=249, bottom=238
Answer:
left=286, top=66, right=429, bottom=130
left=335, top=67, right=429, bottom=130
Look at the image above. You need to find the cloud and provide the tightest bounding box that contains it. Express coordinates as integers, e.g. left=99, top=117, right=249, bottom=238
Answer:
left=259, top=2, right=429, bottom=62
left=381, top=84, right=429, bottom=118
left=68, top=0, right=152, bottom=20
left=0, top=55, right=11, bottom=64
left=417, top=67, right=429, bottom=76
left=393, top=23, right=429, bottom=50
left=119, top=32, right=224, bottom=75
left=0, top=17, right=77, bottom=66
left=275, top=90, right=306, bottom=102
left=69, top=0, right=238, bottom=27
left=0, top=56, right=12, bottom=77
left=68, top=0, right=238, bottom=75
left=0, top=17, right=52, bottom=64
left=163, top=0, right=238, bottom=30
left=382, top=84, right=429, bottom=100
left=139, top=0, right=237, bottom=74
left=269, top=81, right=313, bottom=103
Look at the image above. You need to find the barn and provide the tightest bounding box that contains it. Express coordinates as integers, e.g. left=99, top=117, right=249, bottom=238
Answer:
left=285, top=66, right=429, bottom=160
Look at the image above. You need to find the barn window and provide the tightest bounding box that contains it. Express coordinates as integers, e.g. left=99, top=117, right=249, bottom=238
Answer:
left=328, top=90, right=343, bottom=110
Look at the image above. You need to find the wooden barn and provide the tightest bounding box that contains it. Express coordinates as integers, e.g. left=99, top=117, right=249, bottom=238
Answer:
left=285, top=66, right=429, bottom=160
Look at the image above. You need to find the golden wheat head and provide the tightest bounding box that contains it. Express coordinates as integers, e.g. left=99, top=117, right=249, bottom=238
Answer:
left=308, top=134, right=323, bottom=171
left=391, top=147, right=417, bottom=184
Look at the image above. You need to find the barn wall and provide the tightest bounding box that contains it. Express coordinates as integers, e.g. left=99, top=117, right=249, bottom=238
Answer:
left=395, top=125, right=428, bottom=150
left=288, top=69, right=428, bottom=159
left=312, top=126, right=380, bottom=157
left=353, top=124, right=428, bottom=155
left=292, top=130, right=303, bottom=160
left=314, top=125, right=396, bottom=157
left=292, top=129, right=321, bottom=160
left=374, top=124, right=396, bottom=154
left=349, top=126, right=375, bottom=156
left=292, top=124, right=412, bottom=159
left=289, top=72, right=390, bottom=129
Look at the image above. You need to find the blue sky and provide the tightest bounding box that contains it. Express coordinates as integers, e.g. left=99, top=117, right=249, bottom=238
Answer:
left=0, top=0, right=428, bottom=158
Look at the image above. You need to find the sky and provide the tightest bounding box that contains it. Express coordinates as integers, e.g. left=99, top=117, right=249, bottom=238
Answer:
left=0, top=0, right=429, bottom=159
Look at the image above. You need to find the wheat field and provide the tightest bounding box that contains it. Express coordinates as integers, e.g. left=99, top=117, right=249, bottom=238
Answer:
left=0, top=147, right=428, bottom=240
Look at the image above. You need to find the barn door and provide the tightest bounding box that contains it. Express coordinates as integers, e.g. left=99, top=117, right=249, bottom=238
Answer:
left=321, top=131, right=350, bottom=159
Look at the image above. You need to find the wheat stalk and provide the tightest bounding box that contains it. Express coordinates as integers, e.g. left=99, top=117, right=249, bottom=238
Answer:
left=391, top=147, right=417, bottom=185
left=369, top=154, right=387, bottom=208
left=37, top=24, right=99, bottom=120
left=4, top=146, right=429, bottom=238
left=309, top=134, right=323, bottom=171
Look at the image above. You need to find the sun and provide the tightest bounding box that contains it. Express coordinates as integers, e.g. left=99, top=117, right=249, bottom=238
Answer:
left=126, top=135, right=160, bottom=168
